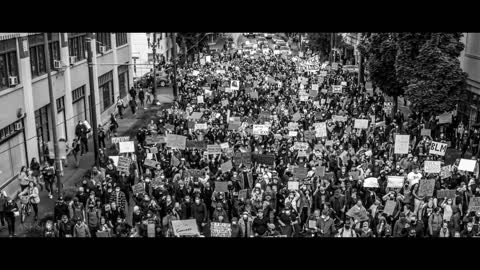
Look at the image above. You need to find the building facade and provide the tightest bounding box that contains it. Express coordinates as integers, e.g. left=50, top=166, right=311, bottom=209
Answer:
left=0, top=33, right=133, bottom=195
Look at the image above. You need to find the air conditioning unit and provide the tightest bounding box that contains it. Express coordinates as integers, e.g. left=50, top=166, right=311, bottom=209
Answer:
left=53, top=60, right=62, bottom=69
left=8, top=76, right=18, bottom=87
left=14, top=122, right=22, bottom=130
left=69, top=56, right=77, bottom=65
left=99, top=46, right=106, bottom=54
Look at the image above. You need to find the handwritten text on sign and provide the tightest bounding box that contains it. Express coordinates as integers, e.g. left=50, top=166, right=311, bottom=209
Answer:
left=429, top=141, right=447, bottom=156
left=424, top=161, right=441, bottom=173
left=253, top=125, right=269, bottom=135
left=394, top=135, right=409, bottom=154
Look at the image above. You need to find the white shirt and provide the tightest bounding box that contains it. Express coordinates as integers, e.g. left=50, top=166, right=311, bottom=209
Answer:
left=407, top=172, right=422, bottom=186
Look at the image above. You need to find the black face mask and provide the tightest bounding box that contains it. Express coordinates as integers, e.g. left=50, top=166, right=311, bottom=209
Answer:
left=344, top=225, right=351, bottom=230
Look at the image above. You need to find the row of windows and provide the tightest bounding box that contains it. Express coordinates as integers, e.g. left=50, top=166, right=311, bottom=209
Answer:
left=0, top=119, right=23, bottom=143
left=0, top=51, right=19, bottom=90
left=116, top=33, right=128, bottom=47
left=68, top=33, right=87, bottom=62
left=96, top=33, right=112, bottom=53
left=29, top=41, right=61, bottom=78
left=72, top=85, right=85, bottom=102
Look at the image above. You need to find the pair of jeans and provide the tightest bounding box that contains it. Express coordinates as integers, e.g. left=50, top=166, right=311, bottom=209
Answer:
left=80, top=138, right=88, bottom=155
left=6, top=214, right=15, bottom=236
left=131, top=106, right=136, bottom=115
left=45, top=178, right=54, bottom=194
left=117, top=105, right=124, bottom=118
left=0, top=211, right=5, bottom=226
left=99, top=137, right=106, bottom=149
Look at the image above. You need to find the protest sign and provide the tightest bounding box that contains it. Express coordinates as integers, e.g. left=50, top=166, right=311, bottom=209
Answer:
left=194, top=123, right=208, bottom=130
left=292, top=112, right=302, bottom=122
left=288, top=181, right=299, bottom=190
left=230, top=80, right=240, bottom=91
left=238, top=189, right=248, bottom=200
left=458, top=159, right=476, bottom=172
left=205, top=55, right=211, bottom=63
left=200, top=58, right=206, bottom=65
left=429, top=141, right=447, bottom=156
left=316, top=166, right=325, bottom=177
left=437, top=112, right=452, bottom=124
left=233, top=152, right=252, bottom=166
left=220, top=142, right=229, bottom=149
left=288, top=122, right=299, bottom=130
left=250, top=92, right=259, bottom=99
left=187, top=169, right=204, bottom=178
left=109, top=156, right=119, bottom=166
left=349, top=171, right=360, bottom=180
left=387, top=176, right=404, bottom=188
left=421, top=129, right=431, bottom=137
left=144, top=159, right=158, bottom=168
left=220, top=161, right=233, bottom=172
left=294, top=167, right=308, bottom=180
left=346, top=206, right=368, bottom=222
left=308, top=220, right=317, bottom=229
left=354, top=119, right=369, bottom=129
left=190, top=112, right=203, bottom=120
left=332, top=115, right=347, bottom=122
left=222, top=100, right=229, bottom=107
left=210, top=222, right=232, bottom=237
left=119, top=141, right=135, bottom=153
left=363, top=177, right=379, bottom=188
left=341, top=81, right=347, bottom=86
left=468, top=197, right=480, bottom=212
left=111, top=136, right=129, bottom=144
left=197, top=95, right=204, bottom=104
left=186, top=140, right=207, bottom=150
left=332, top=85, right=342, bottom=93
left=253, top=125, right=269, bottom=135
left=384, top=200, right=396, bottom=216
left=418, top=179, right=436, bottom=197
left=171, top=219, right=200, bottom=237
left=320, top=71, right=327, bottom=76
left=311, top=84, right=319, bottom=91
left=325, top=140, right=333, bottom=147
left=304, top=131, right=316, bottom=141
left=294, top=142, right=309, bottom=151
left=332, top=62, right=339, bottom=70
left=132, top=183, right=145, bottom=194
left=424, top=161, right=441, bottom=173
left=288, top=131, right=298, bottom=137
left=117, top=157, right=131, bottom=174
left=440, top=166, right=452, bottom=179
left=437, top=189, right=456, bottom=200
left=215, top=181, right=229, bottom=193
left=394, top=135, right=409, bottom=154
left=252, top=154, right=275, bottom=165
left=207, top=144, right=222, bottom=155
left=299, top=95, right=309, bottom=102
left=166, top=134, right=187, bottom=149
left=145, top=135, right=166, bottom=145
left=315, top=122, right=327, bottom=137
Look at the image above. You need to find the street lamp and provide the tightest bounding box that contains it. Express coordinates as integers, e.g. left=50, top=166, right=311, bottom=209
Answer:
left=147, top=32, right=161, bottom=104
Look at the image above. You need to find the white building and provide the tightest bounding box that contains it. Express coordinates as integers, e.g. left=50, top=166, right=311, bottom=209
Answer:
left=0, top=33, right=133, bottom=195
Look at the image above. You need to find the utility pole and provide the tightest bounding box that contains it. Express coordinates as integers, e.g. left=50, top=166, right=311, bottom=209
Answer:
left=43, top=33, right=62, bottom=197
left=152, top=33, right=158, bottom=104
left=86, top=33, right=100, bottom=167
left=358, top=33, right=365, bottom=87
left=330, top=33, right=334, bottom=63
left=172, top=32, right=178, bottom=100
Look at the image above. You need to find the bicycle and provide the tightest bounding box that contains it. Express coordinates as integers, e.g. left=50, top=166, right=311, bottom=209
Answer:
left=18, top=195, right=33, bottom=224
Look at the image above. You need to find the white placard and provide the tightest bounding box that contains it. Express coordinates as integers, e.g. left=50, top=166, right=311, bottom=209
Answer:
left=299, top=95, right=309, bottom=102
left=220, top=142, right=229, bottom=149
left=206, top=56, right=211, bottom=63
left=424, top=161, right=441, bottom=173
left=109, top=156, right=119, bottom=166
left=253, top=125, right=269, bottom=135
left=341, top=81, right=347, bottom=86
left=363, top=177, right=379, bottom=188
left=458, top=159, right=477, bottom=172
left=230, top=80, right=240, bottom=91
left=354, top=119, right=369, bottom=129
left=311, top=84, right=319, bottom=91
left=294, top=142, right=309, bottom=151
left=332, top=85, right=342, bottom=93
left=197, top=96, right=204, bottom=104
left=429, top=141, right=447, bottom=156
left=119, top=141, right=135, bottom=153
left=387, top=176, right=404, bottom=188
left=111, top=136, right=130, bottom=144
left=394, top=135, right=409, bottom=154
left=192, top=70, right=200, bottom=76
left=195, top=123, right=208, bottom=130
left=288, top=131, right=298, bottom=137
left=314, top=122, right=327, bottom=137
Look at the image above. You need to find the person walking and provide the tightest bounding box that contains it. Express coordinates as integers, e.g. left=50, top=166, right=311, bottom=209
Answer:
left=75, top=121, right=88, bottom=155
left=3, top=196, right=18, bottom=237
left=129, top=97, right=137, bottom=116
left=138, top=88, right=146, bottom=109
left=116, top=97, right=125, bottom=119
left=70, top=138, right=80, bottom=168
left=98, top=125, right=106, bottom=150
left=41, top=160, right=55, bottom=199
left=18, top=181, right=40, bottom=221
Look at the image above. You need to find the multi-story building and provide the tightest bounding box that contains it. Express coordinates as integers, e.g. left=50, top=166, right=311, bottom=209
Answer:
left=0, top=33, right=133, bottom=195
left=458, top=33, right=480, bottom=130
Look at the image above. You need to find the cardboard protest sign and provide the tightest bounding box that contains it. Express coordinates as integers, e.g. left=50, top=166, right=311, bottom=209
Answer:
left=304, top=131, right=316, bottom=141
left=210, top=222, right=232, bottom=237
left=205, top=55, right=211, bottom=63
left=214, top=181, right=229, bottom=193
left=316, top=166, right=325, bottom=177
left=294, top=167, right=308, bottom=180
left=207, top=144, right=222, bottom=155
left=230, top=80, right=240, bottom=91
left=458, top=159, right=477, bottom=172
left=363, top=177, right=379, bottom=188
left=220, top=161, right=233, bottom=172
left=190, top=112, right=203, bottom=120
left=288, top=122, right=299, bottom=130
left=111, top=136, right=130, bottom=144
left=166, top=134, right=187, bottom=150
left=119, top=141, right=135, bottom=153
left=233, top=152, right=252, bottom=166
left=197, top=95, right=204, bottom=104
left=424, top=161, right=441, bottom=173
left=144, top=159, right=159, bottom=168
left=146, top=135, right=166, bottom=145
left=250, top=91, right=259, bottom=99
left=421, top=129, right=431, bottom=137
left=220, top=142, right=229, bottom=149
left=394, top=135, right=409, bottom=154
left=294, top=142, right=309, bottom=151
left=354, top=119, right=369, bottom=129
left=117, top=157, right=131, bottom=174
left=340, top=81, right=347, bottom=86
left=384, top=200, right=396, bottom=216
left=309, top=89, right=318, bottom=97
left=346, top=206, right=369, bottom=222
left=308, top=220, right=317, bottom=229
left=253, top=125, right=269, bottom=135
left=437, top=189, right=456, bottom=200
left=437, top=112, right=452, bottom=124
left=332, top=115, right=347, bottom=122
left=299, top=95, right=309, bottom=102
left=109, top=156, right=119, bottom=166
left=171, top=219, right=200, bottom=237
left=288, top=131, right=298, bottom=137
left=468, top=197, right=480, bottom=212
left=315, top=122, right=327, bottom=138
left=186, top=140, right=207, bottom=150
left=418, top=179, right=436, bottom=197
left=332, top=85, right=342, bottom=94
left=440, top=166, right=452, bottom=179
left=194, top=123, right=208, bottom=130
left=429, top=141, right=447, bottom=156
left=288, top=181, right=299, bottom=190
left=387, top=176, right=404, bottom=188
left=187, top=169, right=204, bottom=178
left=132, top=183, right=145, bottom=194
left=252, top=154, right=275, bottom=165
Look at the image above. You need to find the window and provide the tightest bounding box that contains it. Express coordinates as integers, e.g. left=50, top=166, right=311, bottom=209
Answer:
left=35, top=105, right=50, bottom=163
left=116, top=33, right=128, bottom=47
left=68, top=33, right=86, bottom=62
left=29, top=34, right=61, bottom=78
left=0, top=131, right=26, bottom=189
left=466, top=33, right=480, bottom=58
left=96, top=33, right=112, bottom=53
left=72, top=85, right=86, bottom=102
left=98, top=71, right=114, bottom=112
left=118, top=64, right=129, bottom=98
left=56, top=96, right=65, bottom=112
left=0, top=51, right=19, bottom=90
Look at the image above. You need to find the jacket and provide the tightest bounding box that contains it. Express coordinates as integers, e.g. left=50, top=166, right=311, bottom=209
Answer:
left=318, top=217, right=336, bottom=237
left=230, top=224, right=242, bottom=237
left=191, top=202, right=208, bottom=224
left=73, top=222, right=91, bottom=237
left=109, top=191, right=127, bottom=210
left=428, top=213, right=443, bottom=234
left=252, top=216, right=269, bottom=236
left=238, top=217, right=253, bottom=237
left=86, top=209, right=101, bottom=228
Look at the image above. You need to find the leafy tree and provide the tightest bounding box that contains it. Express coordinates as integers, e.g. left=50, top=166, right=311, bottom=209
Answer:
left=176, top=33, right=211, bottom=64
left=358, top=33, right=405, bottom=114
left=305, top=33, right=346, bottom=62
left=395, top=33, right=468, bottom=119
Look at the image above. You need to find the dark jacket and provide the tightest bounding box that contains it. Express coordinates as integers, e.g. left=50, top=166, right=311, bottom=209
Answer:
left=191, top=202, right=208, bottom=224
left=54, top=203, right=70, bottom=221
left=252, top=215, right=269, bottom=236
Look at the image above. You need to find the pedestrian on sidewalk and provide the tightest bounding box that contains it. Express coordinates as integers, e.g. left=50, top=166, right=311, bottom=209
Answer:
left=3, top=196, right=18, bottom=237
left=70, top=138, right=80, bottom=168
left=146, top=88, right=152, bottom=104
left=98, top=125, right=106, bottom=149
left=75, top=121, right=89, bottom=155
left=30, top=158, right=41, bottom=188
left=41, top=160, right=55, bottom=199
left=109, top=113, right=119, bottom=137
left=18, top=166, right=30, bottom=192
left=0, top=191, right=7, bottom=230
left=117, top=97, right=125, bottom=119
left=139, top=88, right=146, bottom=109
left=129, top=87, right=137, bottom=101
left=18, top=181, right=40, bottom=221
left=129, top=97, right=137, bottom=116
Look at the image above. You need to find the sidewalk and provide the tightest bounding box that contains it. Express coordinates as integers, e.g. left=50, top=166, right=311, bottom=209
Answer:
left=0, top=87, right=173, bottom=237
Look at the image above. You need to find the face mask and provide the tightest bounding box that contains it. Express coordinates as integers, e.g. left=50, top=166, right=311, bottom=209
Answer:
left=345, top=225, right=351, bottom=230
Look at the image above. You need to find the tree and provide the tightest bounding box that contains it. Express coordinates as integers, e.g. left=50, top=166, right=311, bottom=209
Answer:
left=396, top=33, right=468, bottom=119
left=305, top=33, right=346, bottom=62
left=176, top=33, right=211, bottom=64
left=358, top=33, right=405, bottom=114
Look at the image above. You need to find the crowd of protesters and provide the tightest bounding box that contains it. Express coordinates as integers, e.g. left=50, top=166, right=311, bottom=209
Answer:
left=2, top=34, right=480, bottom=238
